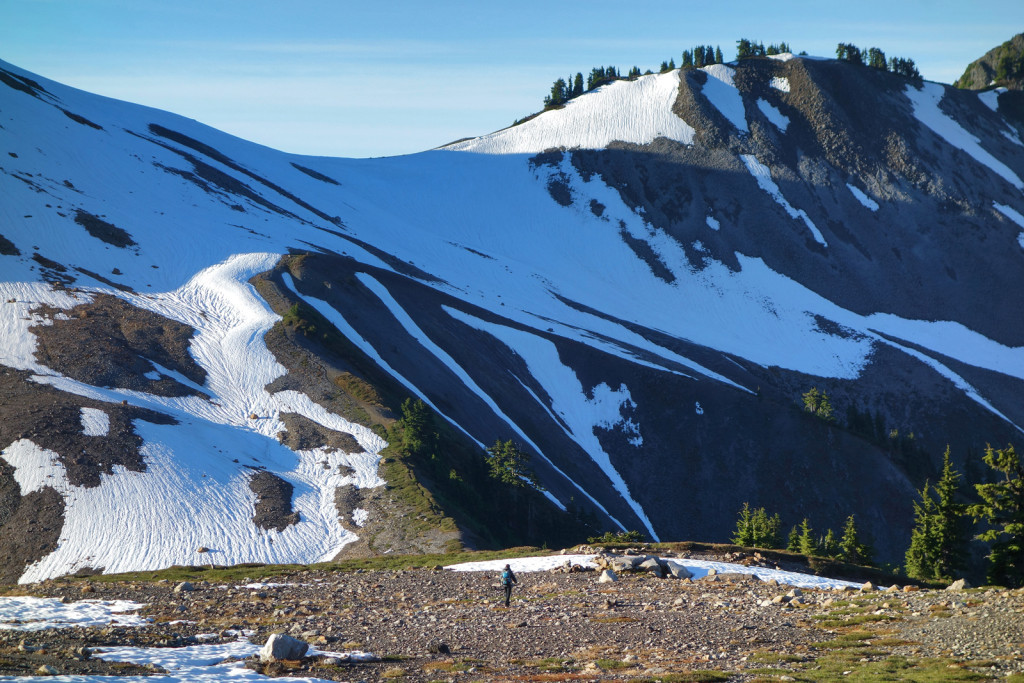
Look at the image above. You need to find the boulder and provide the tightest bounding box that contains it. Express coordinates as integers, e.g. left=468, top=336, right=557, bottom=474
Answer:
left=638, top=558, right=664, bottom=577
left=663, top=560, right=692, bottom=580
left=598, top=569, right=618, bottom=583
left=946, top=578, right=970, bottom=591
left=260, top=633, right=309, bottom=662
left=610, top=555, right=645, bottom=572
left=860, top=581, right=876, bottom=592
left=173, top=581, right=194, bottom=593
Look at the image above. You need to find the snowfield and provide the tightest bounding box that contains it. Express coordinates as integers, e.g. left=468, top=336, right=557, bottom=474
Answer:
left=444, top=70, right=695, bottom=153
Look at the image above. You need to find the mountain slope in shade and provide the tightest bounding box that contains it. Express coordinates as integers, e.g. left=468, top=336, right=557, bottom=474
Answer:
left=1, top=53, right=1024, bottom=581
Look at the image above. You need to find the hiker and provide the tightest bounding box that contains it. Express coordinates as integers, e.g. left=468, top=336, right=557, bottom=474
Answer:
left=499, top=563, right=518, bottom=607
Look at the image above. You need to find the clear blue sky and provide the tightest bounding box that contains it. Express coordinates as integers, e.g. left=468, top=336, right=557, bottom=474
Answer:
left=3, top=0, right=1022, bottom=158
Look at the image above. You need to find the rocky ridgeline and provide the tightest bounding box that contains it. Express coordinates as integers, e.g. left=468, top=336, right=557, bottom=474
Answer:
left=0, top=550, right=1021, bottom=681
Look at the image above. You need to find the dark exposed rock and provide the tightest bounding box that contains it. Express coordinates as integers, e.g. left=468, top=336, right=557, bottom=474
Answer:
left=249, top=471, right=300, bottom=532
left=72, top=210, right=135, bottom=248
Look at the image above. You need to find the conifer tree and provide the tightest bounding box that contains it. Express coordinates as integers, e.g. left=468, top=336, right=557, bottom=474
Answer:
left=969, top=444, right=1024, bottom=587
left=733, top=502, right=755, bottom=546
left=682, top=50, right=693, bottom=67
left=487, top=440, right=538, bottom=488
left=905, top=448, right=969, bottom=581
left=787, top=525, right=800, bottom=552
left=798, top=518, right=818, bottom=556
left=821, top=529, right=838, bottom=557
left=732, top=503, right=782, bottom=548
left=572, top=72, right=584, bottom=97
left=840, top=514, right=872, bottom=565
left=714, top=46, right=724, bottom=64
left=736, top=38, right=753, bottom=60
left=868, top=47, right=888, bottom=70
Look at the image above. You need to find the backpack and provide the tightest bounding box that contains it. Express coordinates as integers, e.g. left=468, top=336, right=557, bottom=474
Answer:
left=500, top=569, right=513, bottom=586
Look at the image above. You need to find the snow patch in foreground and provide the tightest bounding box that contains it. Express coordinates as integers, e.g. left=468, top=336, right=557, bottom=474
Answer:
left=445, top=554, right=865, bottom=590
left=445, top=71, right=694, bottom=154
left=0, top=596, right=147, bottom=631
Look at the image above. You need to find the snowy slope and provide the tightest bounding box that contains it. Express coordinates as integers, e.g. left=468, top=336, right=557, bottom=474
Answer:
left=444, top=70, right=695, bottom=153
left=2, top=55, right=1024, bottom=580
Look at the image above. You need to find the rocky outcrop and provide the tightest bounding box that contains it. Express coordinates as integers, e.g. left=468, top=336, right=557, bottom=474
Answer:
left=955, top=33, right=1024, bottom=90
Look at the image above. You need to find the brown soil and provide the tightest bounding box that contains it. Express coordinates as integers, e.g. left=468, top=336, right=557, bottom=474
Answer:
left=31, top=293, right=207, bottom=398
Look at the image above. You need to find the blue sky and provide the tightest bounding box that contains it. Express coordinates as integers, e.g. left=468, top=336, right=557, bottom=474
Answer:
left=3, top=0, right=1022, bottom=158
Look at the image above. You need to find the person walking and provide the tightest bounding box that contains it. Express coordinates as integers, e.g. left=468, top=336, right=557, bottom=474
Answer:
left=499, top=563, right=518, bottom=607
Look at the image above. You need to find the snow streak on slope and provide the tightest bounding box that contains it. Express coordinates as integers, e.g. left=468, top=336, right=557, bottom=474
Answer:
left=905, top=82, right=1024, bottom=190
left=756, top=98, right=789, bottom=132
left=443, top=71, right=694, bottom=154
left=445, top=308, right=659, bottom=541
left=701, top=64, right=748, bottom=133
left=847, top=183, right=880, bottom=211
left=993, top=203, right=1024, bottom=250
left=741, top=155, right=827, bottom=245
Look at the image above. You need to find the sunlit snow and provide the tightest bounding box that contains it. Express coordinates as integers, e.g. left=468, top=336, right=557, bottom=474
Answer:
left=80, top=407, right=110, bottom=436
left=906, top=82, right=1023, bottom=190
left=445, top=554, right=866, bottom=590
left=0, top=596, right=145, bottom=631
left=700, top=64, right=747, bottom=133
left=445, top=71, right=694, bottom=154
left=770, top=76, right=791, bottom=92
left=756, top=98, right=789, bottom=132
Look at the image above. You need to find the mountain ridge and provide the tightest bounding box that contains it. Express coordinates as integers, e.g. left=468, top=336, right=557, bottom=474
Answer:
left=0, top=52, right=1022, bottom=582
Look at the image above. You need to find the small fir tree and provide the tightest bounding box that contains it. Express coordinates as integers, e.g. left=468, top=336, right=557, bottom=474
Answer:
left=787, top=525, right=800, bottom=552
left=802, top=387, right=835, bottom=421
left=969, top=444, right=1024, bottom=587
left=798, top=518, right=818, bottom=556
left=840, top=514, right=872, bottom=565
left=821, top=529, right=838, bottom=557
left=732, top=503, right=782, bottom=548
left=486, top=440, right=538, bottom=488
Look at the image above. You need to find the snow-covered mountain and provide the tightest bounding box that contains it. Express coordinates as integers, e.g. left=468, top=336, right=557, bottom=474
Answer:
left=2, top=54, right=1023, bottom=582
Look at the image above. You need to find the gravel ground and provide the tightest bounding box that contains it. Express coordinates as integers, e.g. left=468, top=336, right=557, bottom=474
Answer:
left=1, top=555, right=1022, bottom=682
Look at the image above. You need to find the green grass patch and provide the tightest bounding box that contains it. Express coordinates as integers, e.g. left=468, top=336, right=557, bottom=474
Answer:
left=789, top=654, right=991, bottom=682
left=811, top=630, right=876, bottom=650
left=596, top=658, right=630, bottom=669
left=747, top=651, right=804, bottom=664
left=628, top=672, right=731, bottom=683
left=815, top=612, right=893, bottom=628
